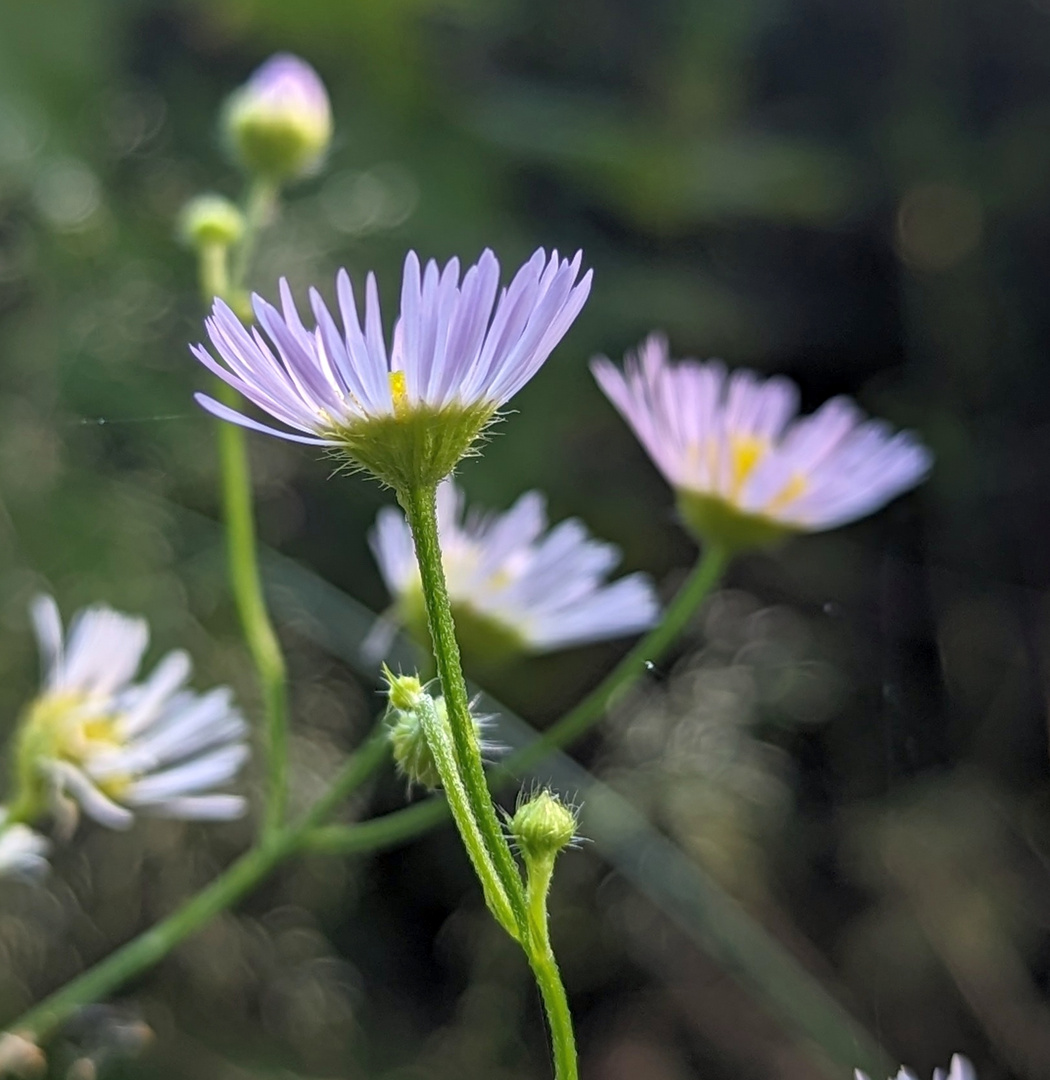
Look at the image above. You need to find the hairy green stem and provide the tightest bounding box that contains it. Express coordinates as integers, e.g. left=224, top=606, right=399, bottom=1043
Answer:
left=415, top=694, right=518, bottom=937
left=398, top=483, right=529, bottom=939
left=527, top=947, right=577, bottom=1080
left=7, top=726, right=391, bottom=1044
left=522, top=855, right=577, bottom=1080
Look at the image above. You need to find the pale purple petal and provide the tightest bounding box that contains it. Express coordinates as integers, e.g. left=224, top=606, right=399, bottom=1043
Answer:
left=370, top=479, right=659, bottom=652
left=593, top=335, right=931, bottom=536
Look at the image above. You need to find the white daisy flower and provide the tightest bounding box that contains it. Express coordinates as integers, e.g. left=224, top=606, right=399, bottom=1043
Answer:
left=369, top=479, right=659, bottom=662
left=592, top=334, right=932, bottom=551
left=0, top=811, right=50, bottom=882
left=856, top=1055, right=976, bottom=1080
left=11, top=596, right=249, bottom=831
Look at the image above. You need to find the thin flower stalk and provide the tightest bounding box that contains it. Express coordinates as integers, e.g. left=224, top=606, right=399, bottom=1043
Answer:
left=191, top=190, right=290, bottom=837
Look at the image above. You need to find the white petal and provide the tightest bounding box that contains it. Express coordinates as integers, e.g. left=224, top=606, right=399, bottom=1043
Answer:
left=29, top=594, right=64, bottom=687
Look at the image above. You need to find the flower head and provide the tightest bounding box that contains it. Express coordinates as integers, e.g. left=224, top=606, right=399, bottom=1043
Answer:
left=369, top=479, right=659, bottom=664
left=192, top=248, right=592, bottom=490
left=224, top=53, right=332, bottom=182
left=856, top=1055, right=976, bottom=1080
left=0, top=813, right=50, bottom=882
left=593, top=335, right=932, bottom=552
left=509, top=788, right=579, bottom=863
left=12, top=596, right=249, bottom=831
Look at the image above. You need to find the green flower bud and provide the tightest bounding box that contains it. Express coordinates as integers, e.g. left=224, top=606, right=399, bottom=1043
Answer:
left=382, top=665, right=424, bottom=712
left=177, top=194, right=246, bottom=250
left=383, top=671, right=493, bottom=790
left=509, top=789, right=578, bottom=863
left=223, top=54, right=332, bottom=183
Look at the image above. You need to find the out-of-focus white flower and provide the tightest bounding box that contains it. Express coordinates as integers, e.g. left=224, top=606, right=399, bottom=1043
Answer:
left=855, top=1054, right=976, bottom=1080
left=369, top=479, right=659, bottom=661
left=0, top=1031, right=45, bottom=1078
left=223, top=53, right=332, bottom=182
left=0, top=811, right=49, bottom=882
left=12, top=596, right=249, bottom=831
left=593, top=334, right=932, bottom=551
left=191, top=248, right=592, bottom=491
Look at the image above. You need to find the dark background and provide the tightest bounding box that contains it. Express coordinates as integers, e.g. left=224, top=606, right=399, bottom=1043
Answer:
left=0, top=0, right=1047, bottom=1077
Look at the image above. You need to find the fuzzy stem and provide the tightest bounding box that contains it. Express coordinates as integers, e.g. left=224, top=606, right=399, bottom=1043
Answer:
left=527, top=943, right=578, bottom=1080
left=415, top=694, right=518, bottom=937
left=522, top=854, right=578, bottom=1080
left=307, top=543, right=730, bottom=855
left=398, top=482, right=529, bottom=939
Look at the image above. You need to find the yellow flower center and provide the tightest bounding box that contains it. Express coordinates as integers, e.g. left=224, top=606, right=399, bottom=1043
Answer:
left=728, top=434, right=767, bottom=499
left=765, top=473, right=807, bottom=515
left=18, top=692, right=132, bottom=798
left=389, top=371, right=410, bottom=419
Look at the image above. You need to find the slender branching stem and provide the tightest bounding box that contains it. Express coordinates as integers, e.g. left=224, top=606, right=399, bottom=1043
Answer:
left=4, top=544, right=730, bottom=1054
left=215, top=392, right=290, bottom=837
left=197, top=203, right=291, bottom=839
left=9, top=724, right=390, bottom=1044
left=310, top=542, right=730, bottom=850
left=397, top=482, right=530, bottom=940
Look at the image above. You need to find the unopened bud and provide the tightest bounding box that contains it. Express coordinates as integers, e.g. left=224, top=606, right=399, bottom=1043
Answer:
left=223, top=54, right=332, bottom=182
left=384, top=673, right=492, bottom=790
left=387, top=692, right=445, bottom=790
left=382, top=666, right=424, bottom=713
left=177, top=194, right=245, bottom=250
left=509, top=789, right=577, bottom=863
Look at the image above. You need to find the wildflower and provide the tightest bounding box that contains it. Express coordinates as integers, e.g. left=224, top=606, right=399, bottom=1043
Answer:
left=11, top=596, right=249, bottom=831
left=369, top=479, right=659, bottom=663
left=856, top=1055, right=976, bottom=1080
left=223, top=53, right=332, bottom=182
left=0, top=812, right=50, bottom=882
left=592, top=334, right=932, bottom=552
left=191, top=248, right=592, bottom=490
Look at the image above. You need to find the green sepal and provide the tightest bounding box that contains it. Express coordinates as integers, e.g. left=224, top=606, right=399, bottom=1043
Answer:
left=327, top=402, right=497, bottom=491
left=676, top=489, right=799, bottom=553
